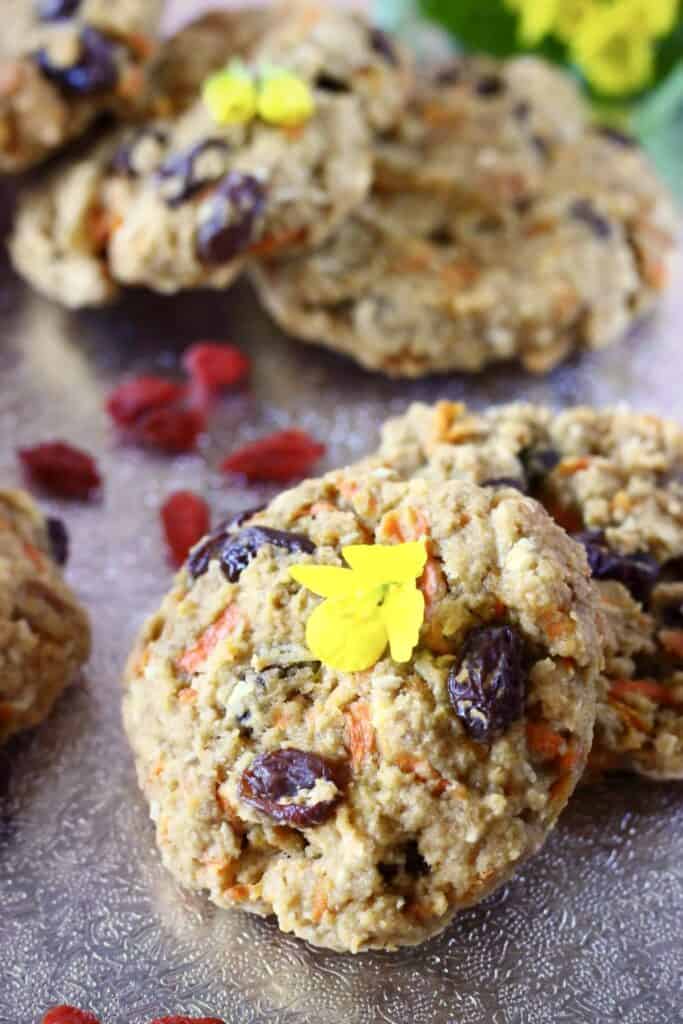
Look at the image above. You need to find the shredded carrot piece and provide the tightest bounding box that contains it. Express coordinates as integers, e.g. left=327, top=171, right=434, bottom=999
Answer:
left=642, top=257, right=669, bottom=291
left=249, top=227, right=307, bottom=260
left=311, top=879, right=328, bottom=924
left=539, top=610, right=572, bottom=641
left=124, top=31, right=154, bottom=59
left=23, top=541, right=46, bottom=571
left=558, top=742, right=582, bottom=776
left=419, top=557, right=446, bottom=611
left=177, top=605, right=243, bottom=674
left=344, top=700, right=375, bottom=770
left=610, top=678, right=679, bottom=707
left=177, top=687, right=198, bottom=704
left=609, top=697, right=649, bottom=733
left=658, top=630, right=683, bottom=660
left=395, top=753, right=449, bottom=794
left=117, top=65, right=145, bottom=100
left=87, top=205, right=121, bottom=250
left=557, top=457, right=591, bottom=476
left=526, top=722, right=565, bottom=761
left=227, top=884, right=250, bottom=902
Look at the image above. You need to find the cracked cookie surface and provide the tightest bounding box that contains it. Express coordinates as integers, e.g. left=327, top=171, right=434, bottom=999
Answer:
left=124, top=471, right=599, bottom=952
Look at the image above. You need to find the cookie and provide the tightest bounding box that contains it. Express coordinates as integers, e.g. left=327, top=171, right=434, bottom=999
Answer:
left=0, top=489, right=90, bottom=745
left=124, top=469, right=600, bottom=952
left=376, top=401, right=683, bottom=780
left=0, top=0, right=163, bottom=174
left=251, top=176, right=669, bottom=376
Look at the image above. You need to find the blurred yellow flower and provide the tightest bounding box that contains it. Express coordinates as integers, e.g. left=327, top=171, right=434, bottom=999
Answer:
left=202, top=62, right=258, bottom=125
left=290, top=541, right=427, bottom=672
left=632, top=0, right=679, bottom=36
left=570, top=4, right=656, bottom=94
left=257, top=69, right=316, bottom=127
left=506, top=0, right=560, bottom=44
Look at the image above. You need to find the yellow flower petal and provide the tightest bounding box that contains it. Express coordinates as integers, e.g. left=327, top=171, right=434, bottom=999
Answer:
left=257, top=70, right=315, bottom=127
left=626, top=0, right=678, bottom=37
left=571, top=6, right=655, bottom=95
left=515, top=0, right=560, bottom=45
left=289, top=564, right=359, bottom=598
left=305, top=595, right=387, bottom=672
left=342, top=541, right=428, bottom=586
left=381, top=583, right=425, bottom=663
left=203, top=64, right=258, bottom=125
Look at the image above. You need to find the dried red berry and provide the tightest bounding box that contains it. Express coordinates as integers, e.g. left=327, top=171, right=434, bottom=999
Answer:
left=133, top=407, right=205, bottom=454
left=107, top=376, right=186, bottom=427
left=221, top=430, right=325, bottom=483
left=148, top=1017, right=225, bottom=1024
left=161, top=491, right=211, bottom=568
left=19, top=442, right=101, bottom=500
left=183, top=342, right=250, bottom=401
left=42, top=1007, right=101, bottom=1024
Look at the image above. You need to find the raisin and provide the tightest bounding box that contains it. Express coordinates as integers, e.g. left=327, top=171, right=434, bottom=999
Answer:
left=531, top=134, right=550, bottom=159
left=106, top=376, right=186, bottom=428
left=569, top=198, right=612, bottom=240
left=378, top=861, right=399, bottom=884
left=434, top=62, right=461, bottom=86
left=196, top=172, right=266, bottom=265
left=36, top=0, right=81, bottom=19
left=574, top=531, right=659, bottom=604
left=369, top=27, right=399, bottom=66
left=513, top=100, right=531, bottom=120
left=46, top=516, right=69, bottom=566
left=221, top=429, right=325, bottom=483
left=314, top=73, right=350, bottom=93
left=182, top=342, right=250, bottom=401
left=482, top=477, right=526, bottom=492
left=240, top=748, right=349, bottom=827
left=133, top=407, right=205, bottom=454
left=220, top=526, right=316, bottom=582
left=110, top=128, right=168, bottom=177
left=188, top=524, right=314, bottom=581
left=226, top=505, right=266, bottom=530
left=448, top=625, right=526, bottom=743
left=36, top=27, right=117, bottom=95
left=596, top=125, right=638, bottom=148
left=519, top=446, right=560, bottom=493
left=161, top=491, right=211, bottom=569
left=42, top=1008, right=101, bottom=1024
left=19, top=442, right=101, bottom=501
left=403, top=840, right=429, bottom=877
left=155, top=139, right=231, bottom=207
left=475, top=74, right=505, bottom=97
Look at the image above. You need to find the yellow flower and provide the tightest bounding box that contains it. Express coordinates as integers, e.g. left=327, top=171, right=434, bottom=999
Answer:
left=570, top=4, right=656, bottom=94
left=257, top=68, right=316, bottom=127
left=203, top=62, right=258, bottom=125
left=628, top=0, right=679, bottom=36
left=290, top=541, right=428, bottom=672
left=505, top=0, right=561, bottom=44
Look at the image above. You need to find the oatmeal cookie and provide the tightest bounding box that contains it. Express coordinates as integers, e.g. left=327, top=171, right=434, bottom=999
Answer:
left=124, top=470, right=600, bottom=952
left=376, top=401, right=683, bottom=780
left=251, top=178, right=667, bottom=376
left=0, top=489, right=90, bottom=745
left=0, top=0, right=163, bottom=174
left=10, top=16, right=375, bottom=305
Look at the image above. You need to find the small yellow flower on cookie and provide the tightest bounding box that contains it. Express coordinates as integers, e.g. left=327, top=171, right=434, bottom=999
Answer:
left=257, top=68, right=316, bottom=127
left=505, top=0, right=560, bottom=45
left=203, top=61, right=258, bottom=125
left=570, top=4, right=655, bottom=94
left=290, top=541, right=428, bottom=672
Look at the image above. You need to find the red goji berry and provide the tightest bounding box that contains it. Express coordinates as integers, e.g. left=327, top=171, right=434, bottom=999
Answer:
left=221, top=429, right=325, bottom=483
left=42, top=1007, right=101, bottom=1024
left=161, top=491, right=211, bottom=568
left=19, top=442, right=101, bottom=500
left=106, top=376, right=186, bottom=427
left=148, top=1018, right=225, bottom=1024
left=133, top=407, right=205, bottom=454
left=182, top=342, right=250, bottom=401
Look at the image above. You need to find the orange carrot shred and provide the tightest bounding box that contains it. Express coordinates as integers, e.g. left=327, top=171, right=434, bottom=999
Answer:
left=609, top=678, right=679, bottom=707
left=344, top=701, right=375, bottom=770
left=178, top=605, right=242, bottom=674
left=526, top=722, right=565, bottom=761
left=658, top=629, right=683, bottom=659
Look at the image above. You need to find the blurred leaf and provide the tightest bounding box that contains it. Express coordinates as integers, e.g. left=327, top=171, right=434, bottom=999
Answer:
left=419, top=0, right=521, bottom=56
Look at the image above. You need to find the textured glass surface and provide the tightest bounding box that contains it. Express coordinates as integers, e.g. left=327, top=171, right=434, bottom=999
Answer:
left=0, top=178, right=682, bottom=1022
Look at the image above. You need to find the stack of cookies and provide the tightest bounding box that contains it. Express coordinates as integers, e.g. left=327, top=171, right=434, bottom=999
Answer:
left=5, top=1, right=678, bottom=375
left=2, top=0, right=682, bottom=961
left=123, top=399, right=683, bottom=953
